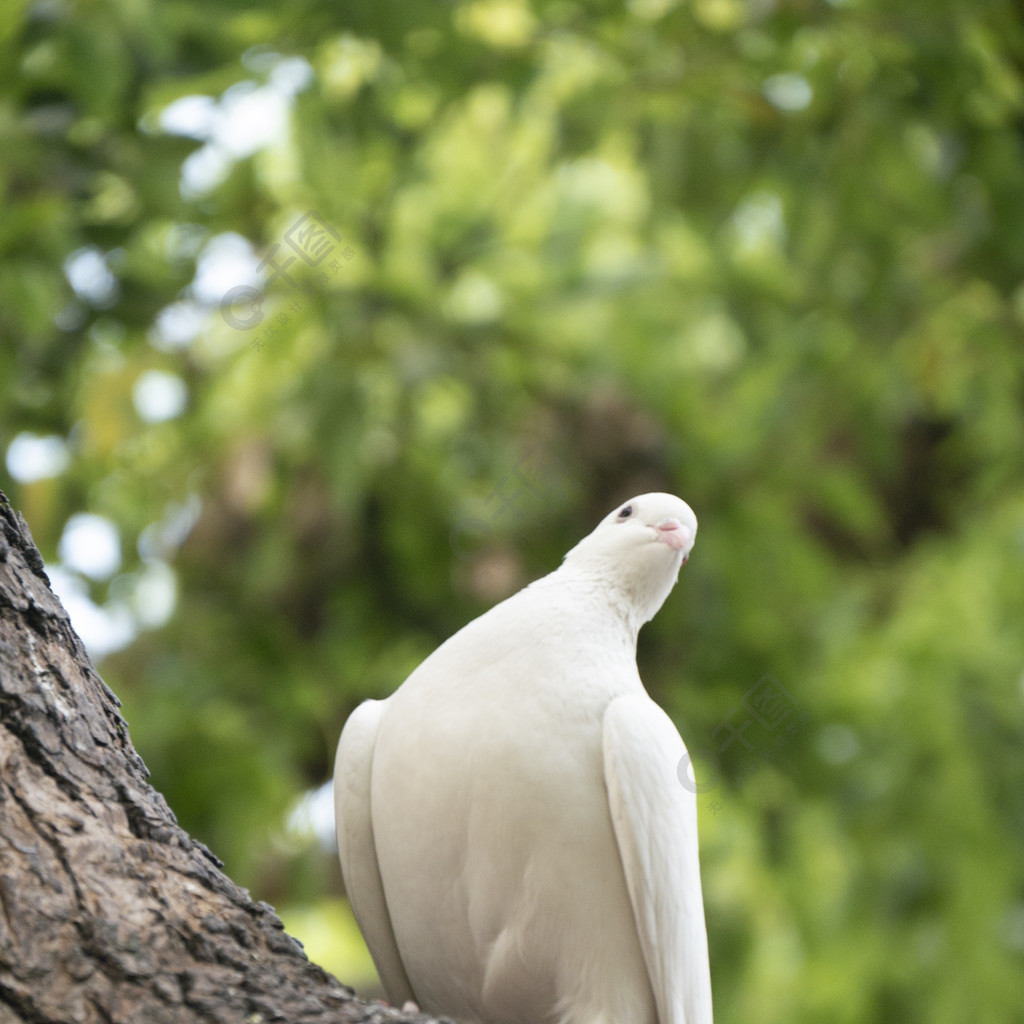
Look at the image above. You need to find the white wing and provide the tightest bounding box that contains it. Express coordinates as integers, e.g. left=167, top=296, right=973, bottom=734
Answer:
left=603, top=693, right=713, bottom=1024
left=333, top=699, right=416, bottom=1005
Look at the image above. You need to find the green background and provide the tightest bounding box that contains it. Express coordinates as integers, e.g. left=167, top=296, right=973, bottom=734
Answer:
left=3, top=0, right=1024, bottom=1020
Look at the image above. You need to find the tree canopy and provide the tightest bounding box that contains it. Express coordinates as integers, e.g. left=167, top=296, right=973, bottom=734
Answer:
left=3, top=1, right=1024, bottom=1021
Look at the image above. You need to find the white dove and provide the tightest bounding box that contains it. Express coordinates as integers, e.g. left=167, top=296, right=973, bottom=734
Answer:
left=334, top=493, right=713, bottom=1024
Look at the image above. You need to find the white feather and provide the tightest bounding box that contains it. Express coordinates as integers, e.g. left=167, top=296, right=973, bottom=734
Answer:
left=604, top=695, right=713, bottom=1024
left=334, top=492, right=712, bottom=1023
left=333, top=700, right=417, bottom=1005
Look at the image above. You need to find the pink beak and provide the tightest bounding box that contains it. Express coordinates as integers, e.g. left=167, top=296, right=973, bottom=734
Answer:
left=655, top=517, right=688, bottom=553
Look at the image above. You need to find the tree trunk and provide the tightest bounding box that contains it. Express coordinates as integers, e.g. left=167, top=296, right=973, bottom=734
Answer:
left=0, top=493, right=425, bottom=1024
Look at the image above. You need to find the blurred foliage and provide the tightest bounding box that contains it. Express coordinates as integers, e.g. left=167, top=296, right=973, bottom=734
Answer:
left=3, top=0, right=1024, bottom=1019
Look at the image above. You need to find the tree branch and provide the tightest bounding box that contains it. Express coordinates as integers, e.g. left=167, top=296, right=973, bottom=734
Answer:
left=0, top=492, right=432, bottom=1024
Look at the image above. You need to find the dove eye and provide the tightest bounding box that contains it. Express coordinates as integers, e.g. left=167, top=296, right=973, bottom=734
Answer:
left=616, top=505, right=634, bottom=520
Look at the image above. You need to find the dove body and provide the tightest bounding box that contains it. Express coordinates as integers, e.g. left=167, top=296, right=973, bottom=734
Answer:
left=335, top=493, right=712, bottom=1024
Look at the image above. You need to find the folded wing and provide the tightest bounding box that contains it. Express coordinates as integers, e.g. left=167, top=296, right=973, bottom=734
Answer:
left=333, top=699, right=416, bottom=1006
left=603, top=693, right=713, bottom=1024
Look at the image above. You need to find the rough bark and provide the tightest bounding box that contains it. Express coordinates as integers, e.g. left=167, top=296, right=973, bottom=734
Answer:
left=0, top=492, right=429, bottom=1024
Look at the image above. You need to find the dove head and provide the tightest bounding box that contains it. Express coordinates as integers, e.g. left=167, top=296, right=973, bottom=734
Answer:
left=562, top=492, right=697, bottom=630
